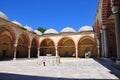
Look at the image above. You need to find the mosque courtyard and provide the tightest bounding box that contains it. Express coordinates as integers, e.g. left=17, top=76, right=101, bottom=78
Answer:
left=0, top=58, right=120, bottom=80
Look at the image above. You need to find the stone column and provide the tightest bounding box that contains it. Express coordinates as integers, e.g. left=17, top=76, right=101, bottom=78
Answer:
left=97, top=45, right=100, bottom=57
left=111, top=1, right=120, bottom=64
left=13, top=43, right=17, bottom=60
left=95, top=33, right=100, bottom=57
left=102, top=25, right=109, bottom=58
left=75, top=46, right=78, bottom=58
left=37, top=47, right=40, bottom=58
left=96, top=37, right=100, bottom=57
left=28, top=46, right=31, bottom=59
left=55, top=47, right=58, bottom=56
left=100, top=29, right=104, bottom=57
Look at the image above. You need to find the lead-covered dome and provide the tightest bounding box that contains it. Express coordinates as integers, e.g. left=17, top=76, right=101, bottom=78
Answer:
left=44, top=29, right=58, bottom=34
left=34, top=30, right=42, bottom=35
left=0, top=11, right=9, bottom=20
left=78, top=26, right=93, bottom=32
left=61, top=27, right=76, bottom=33
left=24, top=25, right=33, bottom=31
left=12, top=20, right=23, bottom=27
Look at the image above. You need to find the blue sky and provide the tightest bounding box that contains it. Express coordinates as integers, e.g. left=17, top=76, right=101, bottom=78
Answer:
left=0, top=0, right=98, bottom=32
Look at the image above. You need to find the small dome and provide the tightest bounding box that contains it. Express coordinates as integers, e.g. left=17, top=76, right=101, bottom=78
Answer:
left=34, top=30, right=42, bottom=35
left=12, top=20, right=23, bottom=27
left=0, top=11, right=9, bottom=20
left=78, top=26, right=93, bottom=32
left=61, top=27, right=76, bottom=33
left=44, top=29, right=58, bottom=34
left=24, top=25, right=33, bottom=31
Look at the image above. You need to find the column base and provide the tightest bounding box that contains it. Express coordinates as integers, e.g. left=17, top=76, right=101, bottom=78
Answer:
left=116, top=59, right=120, bottom=65
left=76, top=56, right=78, bottom=58
left=96, top=56, right=101, bottom=58
left=37, top=56, right=40, bottom=59
left=101, top=57, right=111, bottom=61
left=13, top=58, right=16, bottom=61
left=112, top=59, right=120, bottom=70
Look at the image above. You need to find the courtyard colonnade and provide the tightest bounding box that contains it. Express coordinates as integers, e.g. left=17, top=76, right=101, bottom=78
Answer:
left=0, top=11, right=98, bottom=60
left=39, top=33, right=97, bottom=58
left=94, top=0, right=120, bottom=64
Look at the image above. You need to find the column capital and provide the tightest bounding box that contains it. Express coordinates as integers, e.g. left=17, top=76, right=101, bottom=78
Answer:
left=97, top=46, right=100, bottom=48
left=95, top=35, right=99, bottom=39
left=102, top=25, right=107, bottom=30
left=111, top=5, right=120, bottom=14
left=94, top=32, right=97, bottom=36
left=13, top=43, right=17, bottom=47
left=94, top=33, right=98, bottom=39
left=55, top=46, right=58, bottom=50
left=96, top=38, right=100, bottom=46
left=75, top=46, right=78, bottom=49
left=28, top=46, right=31, bottom=48
left=111, top=0, right=120, bottom=13
left=100, top=29, right=102, bottom=34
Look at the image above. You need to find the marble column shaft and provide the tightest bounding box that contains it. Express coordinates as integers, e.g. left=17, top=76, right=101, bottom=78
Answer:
left=55, top=47, right=58, bottom=56
left=37, top=48, right=40, bottom=58
left=13, top=43, right=17, bottom=60
left=28, top=46, right=31, bottom=58
left=101, top=31, right=104, bottom=57
left=111, top=3, right=120, bottom=59
left=102, top=25, right=109, bottom=58
left=76, top=46, right=78, bottom=58
left=96, top=37, right=100, bottom=57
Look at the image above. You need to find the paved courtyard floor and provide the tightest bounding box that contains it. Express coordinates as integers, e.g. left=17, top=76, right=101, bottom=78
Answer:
left=0, top=58, right=120, bottom=80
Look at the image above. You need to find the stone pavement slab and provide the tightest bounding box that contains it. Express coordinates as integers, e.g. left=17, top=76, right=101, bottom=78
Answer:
left=0, top=58, right=120, bottom=80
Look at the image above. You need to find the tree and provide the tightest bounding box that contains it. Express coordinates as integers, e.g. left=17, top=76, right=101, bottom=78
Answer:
left=37, top=27, right=46, bottom=33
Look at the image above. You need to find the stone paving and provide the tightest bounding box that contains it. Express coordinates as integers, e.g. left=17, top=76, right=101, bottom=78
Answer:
left=0, top=58, right=120, bottom=80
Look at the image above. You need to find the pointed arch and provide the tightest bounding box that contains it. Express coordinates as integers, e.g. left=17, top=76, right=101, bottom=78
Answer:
left=16, top=32, right=30, bottom=58
left=58, top=37, right=75, bottom=57
left=0, top=25, right=16, bottom=58
left=0, top=34, right=14, bottom=58
left=78, top=36, right=97, bottom=58
left=78, top=36, right=96, bottom=45
left=40, top=38, right=55, bottom=56
left=30, top=37, right=39, bottom=57
left=31, top=36, right=39, bottom=47
left=0, top=25, right=16, bottom=43
left=18, top=32, right=30, bottom=46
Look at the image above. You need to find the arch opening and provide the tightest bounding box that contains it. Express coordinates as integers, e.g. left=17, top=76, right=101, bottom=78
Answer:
left=31, top=38, right=37, bottom=57
left=58, top=37, right=75, bottom=57
left=17, top=34, right=29, bottom=58
left=78, top=36, right=97, bottom=58
left=0, top=34, right=14, bottom=59
left=40, top=38, right=55, bottom=56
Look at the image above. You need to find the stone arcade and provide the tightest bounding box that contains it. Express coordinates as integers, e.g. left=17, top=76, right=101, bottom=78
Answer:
left=0, top=11, right=97, bottom=60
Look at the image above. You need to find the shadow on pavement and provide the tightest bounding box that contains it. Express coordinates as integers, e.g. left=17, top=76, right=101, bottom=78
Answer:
left=0, top=58, right=13, bottom=61
left=0, top=72, right=106, bottom=80
left=94, top=58, right=120, bottom=79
